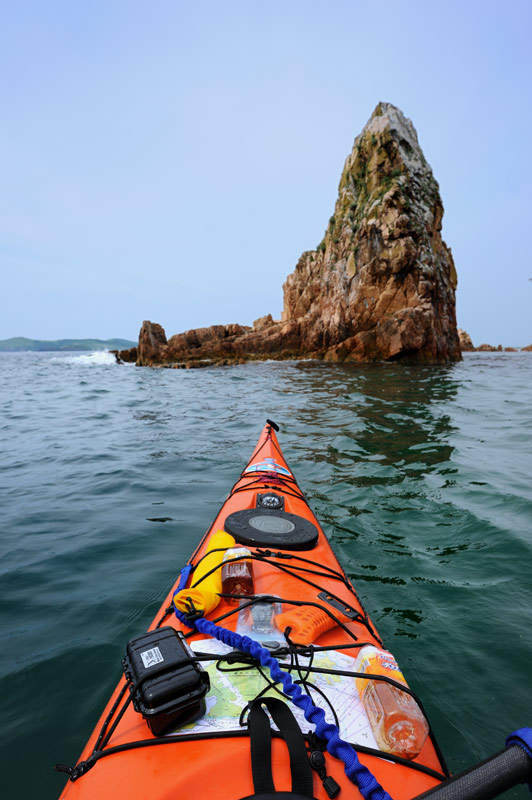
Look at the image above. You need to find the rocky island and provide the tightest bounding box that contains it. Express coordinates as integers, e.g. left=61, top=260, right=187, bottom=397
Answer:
left=118, top=102, right=461, bottom=367
left=458, top=330, right=523, bottom=353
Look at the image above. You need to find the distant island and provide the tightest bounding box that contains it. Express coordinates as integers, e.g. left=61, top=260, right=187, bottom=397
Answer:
left=0, top=337, right=136, bottom=353
left=458, top=330, right=532, bottom=353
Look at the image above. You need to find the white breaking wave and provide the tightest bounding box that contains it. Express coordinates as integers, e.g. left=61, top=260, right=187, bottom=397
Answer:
left=53, top=351, right=118, bottom=365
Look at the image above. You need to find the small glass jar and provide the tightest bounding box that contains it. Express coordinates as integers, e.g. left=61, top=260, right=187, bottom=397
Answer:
left=221, top=547, right=254, bottom=603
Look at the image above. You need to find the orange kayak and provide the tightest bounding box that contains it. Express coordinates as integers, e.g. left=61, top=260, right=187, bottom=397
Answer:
left=57, top=421, right=449, bottom=800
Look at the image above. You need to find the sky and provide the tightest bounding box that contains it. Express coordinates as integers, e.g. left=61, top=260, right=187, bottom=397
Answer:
left=1, top=0, right=531, bottom=346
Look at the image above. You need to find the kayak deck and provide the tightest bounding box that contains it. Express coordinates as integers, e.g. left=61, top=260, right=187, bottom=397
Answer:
left=58, top=422, right=447, bottom=799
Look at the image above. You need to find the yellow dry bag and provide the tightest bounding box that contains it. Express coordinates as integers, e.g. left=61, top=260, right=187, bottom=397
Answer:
left=173, top=530, right=236, bottom=616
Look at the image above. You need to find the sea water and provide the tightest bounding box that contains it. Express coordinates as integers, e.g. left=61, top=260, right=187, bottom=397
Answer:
left=1, top=351, right=531, bottom=798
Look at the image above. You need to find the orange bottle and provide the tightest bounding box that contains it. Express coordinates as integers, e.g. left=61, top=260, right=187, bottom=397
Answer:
left=355, top=646, right=428, bottom=760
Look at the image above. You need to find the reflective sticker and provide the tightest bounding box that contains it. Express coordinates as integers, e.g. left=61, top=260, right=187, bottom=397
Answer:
left=244, top=457, right=292, bottom=476
left=140, top=646, right=164, bottom=668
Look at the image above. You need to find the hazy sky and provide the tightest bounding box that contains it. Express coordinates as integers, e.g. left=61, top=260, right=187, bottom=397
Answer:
left=1, top=0, right=531, bottom=346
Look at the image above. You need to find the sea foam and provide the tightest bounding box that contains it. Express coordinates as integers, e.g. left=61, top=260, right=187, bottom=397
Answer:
left=54, top=350, right=118, bottom=365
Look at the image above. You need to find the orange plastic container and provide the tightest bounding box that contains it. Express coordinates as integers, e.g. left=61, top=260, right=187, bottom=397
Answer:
left=275, top=605, right=345, bottom=645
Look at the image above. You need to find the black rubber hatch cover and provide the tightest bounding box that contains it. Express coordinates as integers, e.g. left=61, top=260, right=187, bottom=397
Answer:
left=223, top=510, right=319, bottom=551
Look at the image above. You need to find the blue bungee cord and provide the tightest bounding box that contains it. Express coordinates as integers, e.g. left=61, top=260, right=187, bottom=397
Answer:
left=172, top=566, right=393, bottom=800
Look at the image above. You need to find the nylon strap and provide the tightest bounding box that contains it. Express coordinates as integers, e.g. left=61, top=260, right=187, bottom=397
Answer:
left=248, top=697, right=314, bottom=798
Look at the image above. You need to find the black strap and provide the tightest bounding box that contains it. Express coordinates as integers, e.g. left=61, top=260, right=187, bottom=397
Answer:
left=247, top=697, right=314, bottom=798
left=249, top=699, right=275, bottom=794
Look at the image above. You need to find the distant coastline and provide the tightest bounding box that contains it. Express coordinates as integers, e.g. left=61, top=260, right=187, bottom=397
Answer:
left=0, top=337, right=136, bottom=353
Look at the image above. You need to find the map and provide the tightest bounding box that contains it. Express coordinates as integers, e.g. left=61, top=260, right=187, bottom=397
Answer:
left=168, top=638, right=378, bottom=748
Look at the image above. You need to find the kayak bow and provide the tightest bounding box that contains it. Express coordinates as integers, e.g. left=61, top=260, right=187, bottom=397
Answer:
left=56, top=421, right=531, bottom=800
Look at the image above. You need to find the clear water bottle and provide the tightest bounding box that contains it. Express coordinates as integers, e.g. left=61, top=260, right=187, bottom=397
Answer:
left=236, top=596, right=282, bottom=644
left=221, top=547, right=254, bottom=603
left=355, top=646, right=429, bottom=760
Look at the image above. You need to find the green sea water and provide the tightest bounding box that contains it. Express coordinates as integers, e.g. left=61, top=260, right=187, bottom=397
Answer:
left=1, top=351, right=531, bottom=798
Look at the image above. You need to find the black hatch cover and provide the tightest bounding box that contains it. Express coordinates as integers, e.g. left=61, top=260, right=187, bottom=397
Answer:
left=223, top=510, right=319, bottom=551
